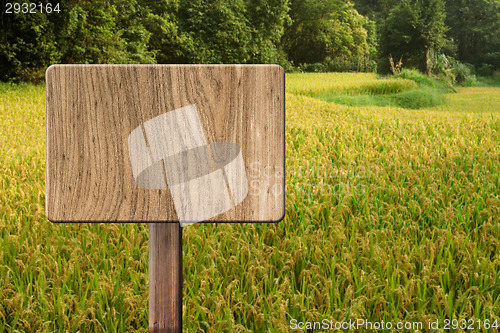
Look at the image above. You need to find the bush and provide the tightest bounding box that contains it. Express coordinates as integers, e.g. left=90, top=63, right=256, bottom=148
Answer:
left=449, top=59, right=476, bottom=85
left=395, top=69, right=436, bottom=87
left=395, top=68, right=456, bottom=92
left=434, top=53, right=455, bottom=85
left=298, top=57, right=377, bottom=73
left=476, top=63, right=495, bottom=77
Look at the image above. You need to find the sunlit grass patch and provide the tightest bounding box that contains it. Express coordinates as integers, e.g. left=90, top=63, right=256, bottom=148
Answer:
left=286, top=72, right=416, bottom=96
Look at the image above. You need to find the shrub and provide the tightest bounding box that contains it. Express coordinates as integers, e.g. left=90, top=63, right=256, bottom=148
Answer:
left=434, top=53, right=455, bottom=85
left=449, top=59, right=476, bottom=85
left=395, top=69, right=435, bottom=87
left=476, top=63, right=495, bottom=77
left=395, top=68, right=456, bottom=92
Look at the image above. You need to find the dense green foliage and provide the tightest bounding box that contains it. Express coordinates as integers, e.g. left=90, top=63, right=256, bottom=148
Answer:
left=1, top=0, right=499, bottom=81
left=379, top=0, right=448, bottom=75
left=445, top=0, right=500, bottom=72
left=355, top=0, right=500, bottom=76
left=0, top=5, right=59, bottom=81
left=0, top=0, right=290, bottom=82
left=282, top=0, right=369, bottom=68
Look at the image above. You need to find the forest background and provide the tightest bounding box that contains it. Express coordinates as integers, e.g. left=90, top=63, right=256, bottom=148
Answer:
left=1, top=0, right=499, bottom=83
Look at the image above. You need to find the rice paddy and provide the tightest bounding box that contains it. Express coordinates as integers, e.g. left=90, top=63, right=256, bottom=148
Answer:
left=0, top=73, right=499, bottom=332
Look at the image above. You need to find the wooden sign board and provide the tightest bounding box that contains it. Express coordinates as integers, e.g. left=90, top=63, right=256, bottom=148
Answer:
left=45, top=65, right=285, bottom=223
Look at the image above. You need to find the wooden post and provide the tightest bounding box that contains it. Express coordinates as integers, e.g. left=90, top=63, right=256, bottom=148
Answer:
left=149, top=223, right=183, bottom=333
left=46, top=65, right=285, bottom=332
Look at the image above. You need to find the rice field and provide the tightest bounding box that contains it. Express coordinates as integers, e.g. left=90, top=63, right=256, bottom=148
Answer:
left=1, top=74, right=499, bottom=332
left=287, top=72, right=418, bottom=96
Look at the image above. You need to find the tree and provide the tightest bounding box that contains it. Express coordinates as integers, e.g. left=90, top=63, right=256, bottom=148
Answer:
left=176, top=0, right=253, bottom=63
left=138, top=0, right=193, bottom=63
left=158, top=0, right=290, bottom=64
left=0, top=0, right=157, bottom=82
left=0, top=10, right=59, bottom=82
left=379, top=0, right=447, bottom=75
left=52, top=1, right=126, bottom=64
left=245, top=0, right=290, bottom=64
left=445, top=0, right=500, bottom=71
left=115, top=0, right=155, bottom=63
left=353, top=0, right=398, bottom=20
left=282, top=0, right=370, bottom=67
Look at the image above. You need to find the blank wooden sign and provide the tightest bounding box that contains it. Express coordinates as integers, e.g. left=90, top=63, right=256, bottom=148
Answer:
left=45, top=65, right=285, bottom=223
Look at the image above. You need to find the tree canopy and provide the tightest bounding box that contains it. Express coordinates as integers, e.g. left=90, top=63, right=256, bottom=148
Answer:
left=1, top=0, right=498, bottom=82
left=282, top=0, right=369, bottom=66
left=379, top=0, right=448, bottom=74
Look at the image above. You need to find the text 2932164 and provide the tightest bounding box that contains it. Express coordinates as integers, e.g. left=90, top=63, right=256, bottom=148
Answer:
left=4, top=2, right=60, bottom=14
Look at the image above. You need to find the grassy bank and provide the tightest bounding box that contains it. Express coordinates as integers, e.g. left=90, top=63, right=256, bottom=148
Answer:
left=1, top=74, right=499, bottom=332
left=288, top=70, right=456, bottom=109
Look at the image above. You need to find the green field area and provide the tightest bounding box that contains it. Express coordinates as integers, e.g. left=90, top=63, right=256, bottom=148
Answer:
left=1, top=73, right=499, bottom=332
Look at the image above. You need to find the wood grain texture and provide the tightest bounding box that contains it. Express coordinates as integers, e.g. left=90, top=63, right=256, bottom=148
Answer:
left=149, top=223, right=182, bottom=332
left=46, top=65, right=285, bottom=222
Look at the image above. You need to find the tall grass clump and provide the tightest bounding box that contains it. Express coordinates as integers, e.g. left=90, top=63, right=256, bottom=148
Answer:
left=395, top=69, right=437, bottom=88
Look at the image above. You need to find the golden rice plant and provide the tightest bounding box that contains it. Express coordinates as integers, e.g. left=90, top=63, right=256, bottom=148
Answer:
left=1, top=75, right=499, bottom=332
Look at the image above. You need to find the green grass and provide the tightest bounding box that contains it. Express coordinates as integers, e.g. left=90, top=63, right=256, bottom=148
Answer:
left=313, top=86, right=446, bottom=109
left=291, top=69, right=455, bottom=109
left=1, top=75, right=500, bottom=332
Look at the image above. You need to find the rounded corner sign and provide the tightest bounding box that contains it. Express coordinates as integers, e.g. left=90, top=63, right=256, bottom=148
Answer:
left=45, top=65, right=285, bottom=224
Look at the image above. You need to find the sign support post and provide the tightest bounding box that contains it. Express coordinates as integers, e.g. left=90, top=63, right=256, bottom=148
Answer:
left=149, top=223, right=183, bottom=333
left=46, top=65, right=284, bottom=332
